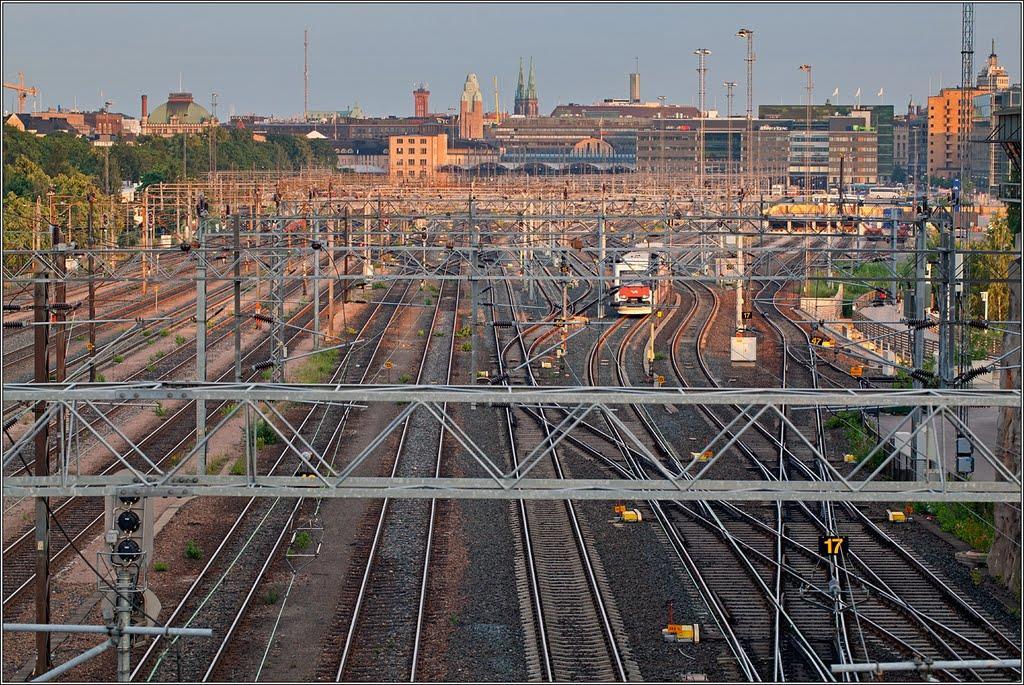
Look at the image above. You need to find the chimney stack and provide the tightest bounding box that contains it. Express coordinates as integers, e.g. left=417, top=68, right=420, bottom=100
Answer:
left=629, top=72, right=640, bottom=103
left=141, top=94, right=148, bottom=120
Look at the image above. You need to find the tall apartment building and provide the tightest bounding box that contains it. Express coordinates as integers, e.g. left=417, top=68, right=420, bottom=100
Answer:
left=927, top=87, right=985, bottom=180
left=893, top=105, right=927, bottom=183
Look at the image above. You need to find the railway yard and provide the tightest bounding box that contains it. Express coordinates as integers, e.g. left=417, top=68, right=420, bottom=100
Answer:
left=1, top=176, right=1021, bottom=683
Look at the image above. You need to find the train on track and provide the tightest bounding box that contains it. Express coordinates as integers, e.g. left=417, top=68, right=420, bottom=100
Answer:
left=611, top=243, right=665, bottom=316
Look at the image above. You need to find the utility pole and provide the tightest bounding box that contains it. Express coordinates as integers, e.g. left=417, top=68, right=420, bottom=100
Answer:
left=469, top=196, right=479, bottom=385
left=724, top=81, right=737, bottom=188
left=115, top=568, right=133, bottom=682
left=53, top=204, right=68, bottom=387
left=597, top=196, right=606, bottom=319
left=88, top=194, right=97, bottom=382
left=312, top=206, right=321, bottom=349
left=304, top=28, right=309, bottom=121
left=911, top=204, right=930, bottom=479
left=32, top=255, right=51, bottom=677
left=195, top=213, right=207, bottom=475
left=209, top=92, right=218, bottom=174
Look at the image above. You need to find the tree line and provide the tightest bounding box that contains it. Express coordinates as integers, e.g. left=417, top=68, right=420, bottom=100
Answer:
left=2, top=125, right=337, bottom=253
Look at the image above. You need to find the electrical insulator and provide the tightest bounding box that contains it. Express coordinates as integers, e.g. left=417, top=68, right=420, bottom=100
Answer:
left=3, top=416, right=17, bottom=431
left=253, top=313, right=274, bottom=323
left=311, top=241, right=322, bottom=251
left=2, top=303, right=22, bottom=311
left=180, top=242, right=192, bottom=253
left=3, top=321, right=25, bottom=329
left=253, top=360, right=275, bottom=371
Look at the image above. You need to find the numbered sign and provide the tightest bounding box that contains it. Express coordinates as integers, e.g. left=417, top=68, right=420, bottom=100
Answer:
left=741, top=311, right=753, bottom=320
left=383, top=360, right=394, bottom=370
left=819, top=535, right=848, bottom=557
left=810, top=336, right=824, bottom=346
left=850, top=366, right=863, bottom=378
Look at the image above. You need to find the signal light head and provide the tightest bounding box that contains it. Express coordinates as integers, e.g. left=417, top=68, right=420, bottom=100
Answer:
left=117, top=510, right=141, bottom=533
left=115, top=538, right=142, bottom=564
left=119, top=495, right=139, bottom=505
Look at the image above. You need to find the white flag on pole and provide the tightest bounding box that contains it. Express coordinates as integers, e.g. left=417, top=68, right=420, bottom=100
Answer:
left=855, top=88, right=861, bottom=98
left=831, top=87, right=839, bottom=98
left=877, top=87, right=885, bottom=98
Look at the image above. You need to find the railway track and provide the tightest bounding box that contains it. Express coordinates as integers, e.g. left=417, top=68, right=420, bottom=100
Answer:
left=490, top=262, right=638, bottom=682
left=136, top=264, right=428, bottom=682
left=329, top=272, right=461, bottom=682
left=2, top=251, right=352, bottom=610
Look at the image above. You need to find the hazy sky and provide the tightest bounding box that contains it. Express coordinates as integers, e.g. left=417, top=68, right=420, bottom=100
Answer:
left=3, top=2, right=1021, bottom=119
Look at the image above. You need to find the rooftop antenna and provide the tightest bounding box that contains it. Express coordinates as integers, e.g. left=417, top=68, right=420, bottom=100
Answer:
left=179, top=72, right=182, bottom=91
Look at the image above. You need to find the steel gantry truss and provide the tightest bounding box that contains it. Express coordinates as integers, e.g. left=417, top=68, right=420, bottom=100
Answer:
left=3, top=383, right=1019, bottom=502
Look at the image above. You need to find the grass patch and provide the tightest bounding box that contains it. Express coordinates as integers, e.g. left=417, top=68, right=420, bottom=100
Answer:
left=146, top=363, right=156, bottom=373
left=175, top=334, right=187, bottom=346
left=802, top=278, right=840, bottom=298
left=824, top=410, right=876, bottom=465
left=455, top=326, right=472, bottom=339
left=153, top=350, right=165, bottom=360
left=230, top=457, right=246, bottom=476
left=433, top=330, right=444, bottom=337
left=261, top=368, right=274, bottom=381
left=916, top=501, right=994, bottom=552
left=652, top=351, right=667, bottom=361
left=371, top=281, right=386, bottom=290
left=184, top=540, right=202, bottom=560
left=253, top=419, right=278, bottom=446
left=417, top=329, right=426, bottom=338
left=206, top=455, right=229, bottom=475
left=153, top=402, right=167, bottom=417
left=159, top=328, right=169, bottom=338
left=293, top=531, right=312, bottom=550
left=398, top=373, right=413, bottom=384
left=113, top=354, right=124, bottom=364
left=460, top=342, right=472, bottom=352
left=153, top=561, right=169, bottom=572
left=263, top=588, right=280, bottom=605
left=294, top=349, right=340, bottom=384
left=424, top=297, right=433, bottom=306
left=95, top=373, right=106, bottom=382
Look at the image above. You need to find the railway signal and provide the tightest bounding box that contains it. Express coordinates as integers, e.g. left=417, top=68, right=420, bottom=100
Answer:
left=105, top=490, right=153, bottom=568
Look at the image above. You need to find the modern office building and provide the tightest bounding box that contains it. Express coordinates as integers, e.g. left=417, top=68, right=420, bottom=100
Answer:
left=760, top=103, right=894, bottom=182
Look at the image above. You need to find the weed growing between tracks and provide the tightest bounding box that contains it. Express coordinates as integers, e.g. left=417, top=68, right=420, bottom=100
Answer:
left=916, top=502, right=996, bottom=552
left=294, top=349, right=340, bottom=384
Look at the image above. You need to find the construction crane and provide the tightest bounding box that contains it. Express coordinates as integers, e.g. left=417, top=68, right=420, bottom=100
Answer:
left=3, top=72, right=38, bottom=113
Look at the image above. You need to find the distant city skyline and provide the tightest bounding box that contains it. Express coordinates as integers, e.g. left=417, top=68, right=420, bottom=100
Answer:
left=3, top=2, right=1021, bottom=119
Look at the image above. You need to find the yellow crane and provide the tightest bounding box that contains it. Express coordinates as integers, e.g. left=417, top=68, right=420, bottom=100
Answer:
left=3, top=72, right=38, bottom=113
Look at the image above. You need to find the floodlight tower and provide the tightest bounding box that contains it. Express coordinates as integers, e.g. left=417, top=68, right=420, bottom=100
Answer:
left=737, top=28, right=755, bottom=191
left=694, top=48, right=711, bottom=202
left=799, top=64, right=813, bottom=195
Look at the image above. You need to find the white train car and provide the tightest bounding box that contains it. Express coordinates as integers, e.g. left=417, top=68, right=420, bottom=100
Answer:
left=612, top=249, right=656, bottom=315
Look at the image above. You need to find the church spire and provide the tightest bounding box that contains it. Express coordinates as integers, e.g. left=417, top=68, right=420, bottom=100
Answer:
left=515, top=58, right=525, bottom=103
left=527, top=57, right=537, bottom=100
